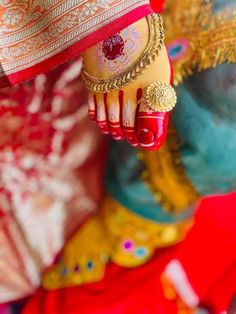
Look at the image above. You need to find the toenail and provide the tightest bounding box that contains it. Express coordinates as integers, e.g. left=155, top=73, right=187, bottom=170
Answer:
left=138, top=129, right=155, bottom=145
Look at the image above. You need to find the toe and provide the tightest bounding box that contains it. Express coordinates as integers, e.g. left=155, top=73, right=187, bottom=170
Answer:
left=121, top=90, right=138, bottom=147
left=137, top=96, right=170, bottom=150
left=105, top=91, right=124, bottom=141
left=88, top=93, right=96, bottom=122
left=95, top=93, right=109, bottom=134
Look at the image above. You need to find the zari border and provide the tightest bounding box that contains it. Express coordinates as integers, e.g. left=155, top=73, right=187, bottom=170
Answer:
left=138, top=125, right=200, bottom=214
left=164, top=0, right=236, bottom=85
left=0, top=2, right=152, bottom=88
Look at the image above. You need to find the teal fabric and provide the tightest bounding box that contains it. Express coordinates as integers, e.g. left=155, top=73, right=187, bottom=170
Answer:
left=105, top=63, right=236, bottom=223
left=105, top=1, right=236, bottom=223
left=105, top=141, right=193, bottom=223
left=214, top=0, right=235, bottom=12
left=173, top=64, right=236, bottom=195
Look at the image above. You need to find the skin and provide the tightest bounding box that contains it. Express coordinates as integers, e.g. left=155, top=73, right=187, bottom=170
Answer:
left=83, top=16, right=172, bottom=150
left=105, top=1, right=236, bottom=222
left=105, top=62, right=236, bottom=222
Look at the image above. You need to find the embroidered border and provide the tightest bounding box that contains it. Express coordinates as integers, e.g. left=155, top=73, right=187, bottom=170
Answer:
left=138, top=125, right=200, bottom=214
left=0, top=0, right=149, bottom=77
left=164, top=0, right=236, bottom=85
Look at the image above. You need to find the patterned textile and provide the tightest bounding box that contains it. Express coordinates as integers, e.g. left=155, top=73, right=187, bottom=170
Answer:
left=0, top=58, right=107, bottom=303
left=0, top=0, right=152, bottom=87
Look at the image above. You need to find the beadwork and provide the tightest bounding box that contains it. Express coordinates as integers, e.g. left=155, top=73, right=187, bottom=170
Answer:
left=42, top=196, right=193, bottom=290
left=138, top=125, right=201, bottom=214
left=164, top=0, right=236, bottom=85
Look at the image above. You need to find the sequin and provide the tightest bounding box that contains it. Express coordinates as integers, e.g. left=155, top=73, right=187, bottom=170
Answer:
left=167, top=39, right=189, bottom=61
left=134, top=247, right=149, bottom=259
left=87, top=261, right=94, bottom=270
left=122, top=240, right=135, bottom=251
left=74, top=265, right=80, bottom=273
left=61, top=267, right=68, bottom=276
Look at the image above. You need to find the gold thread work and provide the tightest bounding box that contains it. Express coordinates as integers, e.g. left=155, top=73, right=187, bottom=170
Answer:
left=164, top=0, right=236, bottom=85
left=138, top=125, right=201, bottom=214
left=42, top=195, right=193, bottom=290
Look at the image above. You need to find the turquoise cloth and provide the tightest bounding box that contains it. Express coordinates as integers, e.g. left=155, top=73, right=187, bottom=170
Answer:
left=105, top=62, right=236, bottom=223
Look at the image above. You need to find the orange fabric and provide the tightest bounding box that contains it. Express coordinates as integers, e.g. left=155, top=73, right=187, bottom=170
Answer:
left=0, top=0, right=152, bottom=88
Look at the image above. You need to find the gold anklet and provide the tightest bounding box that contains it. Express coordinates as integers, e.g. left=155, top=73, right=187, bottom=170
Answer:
left=81, top=14, right=164, bottom=93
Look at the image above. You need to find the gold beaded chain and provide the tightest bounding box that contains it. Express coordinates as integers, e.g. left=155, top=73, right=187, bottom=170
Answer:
left=81, top=14, right=164, bottom=93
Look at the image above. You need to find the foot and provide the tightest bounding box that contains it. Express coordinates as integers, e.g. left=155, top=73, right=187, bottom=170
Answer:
left=82, top=15, right=174, bottom=150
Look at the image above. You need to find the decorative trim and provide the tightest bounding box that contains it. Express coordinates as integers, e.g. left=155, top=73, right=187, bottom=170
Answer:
left=43, top=196, right=193, bottom=290
left=164, top=0, right=236, bottom=85
left=138, top=125, right=200, bottom=214
left=0, top=0, right=150, bottom=80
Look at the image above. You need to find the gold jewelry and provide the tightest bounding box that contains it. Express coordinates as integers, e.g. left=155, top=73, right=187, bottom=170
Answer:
left=144, top=82, right=177, bottom=112
left=82, top=14, right=164, bottom=93
left=138, top=124, right=200, bottom=214
left=164, top=0, right=236, bottom=86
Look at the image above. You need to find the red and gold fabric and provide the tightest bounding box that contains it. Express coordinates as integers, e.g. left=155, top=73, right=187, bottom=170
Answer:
left=23, top=193, right=236, bottom=314
left=0, top=59, right=107, bottom=303
left=0, top=0, right=160, bottom=88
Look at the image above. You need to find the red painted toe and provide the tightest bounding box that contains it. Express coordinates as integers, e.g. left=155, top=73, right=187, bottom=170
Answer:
left=137, top=111, right=170, bottom=150
left=123, top=127, right=138, bottom=147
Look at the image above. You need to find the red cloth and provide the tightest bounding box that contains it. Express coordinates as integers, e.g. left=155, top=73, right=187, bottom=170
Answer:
left=23, top=193, right=236, bottom=314
left=0, top=2, right=153, bottom=88
left=150, top=0, right=166, bottom=12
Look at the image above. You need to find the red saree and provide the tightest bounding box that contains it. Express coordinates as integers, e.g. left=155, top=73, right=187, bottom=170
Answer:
left=0, top=0, right=165, bottom=88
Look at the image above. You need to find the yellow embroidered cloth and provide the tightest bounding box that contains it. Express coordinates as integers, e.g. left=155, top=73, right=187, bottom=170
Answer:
left=43, top=196, right=193, bottom=290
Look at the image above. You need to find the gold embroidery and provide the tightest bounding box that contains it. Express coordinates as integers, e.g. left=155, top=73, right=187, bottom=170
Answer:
left=138, top=126, right=200, bottom=214
left=43, top=195, right=193, bottom=290
left=164, top=0, right=236, bottom=85
left=0, top=0, right=149, bottom=77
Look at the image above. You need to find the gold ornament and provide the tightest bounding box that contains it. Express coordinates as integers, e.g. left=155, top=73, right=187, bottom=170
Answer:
left=82, top=14, right=164, bottom=93
left=43, top=195, right=193, bottom=290
left=144, top=82, right=177, bottom=112
left=138, top=125, right=200, bottom=214
left=163, top=0, right=236, bottom=86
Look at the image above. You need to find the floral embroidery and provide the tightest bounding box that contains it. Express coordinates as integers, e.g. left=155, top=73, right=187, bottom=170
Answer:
left=0, top=58, right=106, bottom=302
left=42, top=196, right=193, bottom=290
